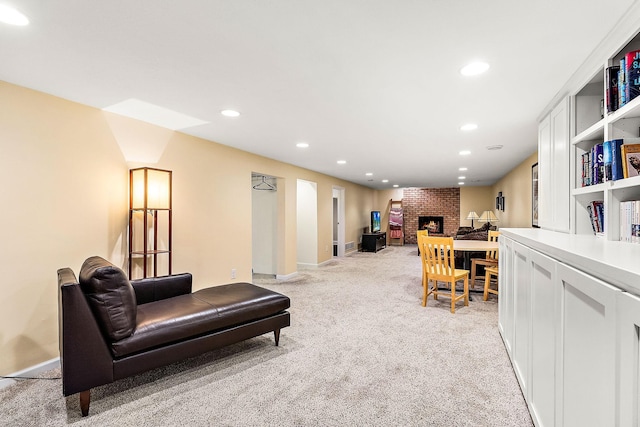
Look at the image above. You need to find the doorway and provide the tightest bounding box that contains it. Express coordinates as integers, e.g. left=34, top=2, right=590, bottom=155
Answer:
left=251, top=173, right=277, bottom=276
left=333, top=186, right=345, bottom=257
left=297, top=179, right=318, bottom=266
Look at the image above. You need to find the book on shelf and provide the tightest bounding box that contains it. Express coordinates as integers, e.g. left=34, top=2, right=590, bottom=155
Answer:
left=587, top=200, right=604, bottom=234
left=592, top=143, right=604, bottom=185
left=606, top=66, right=620, bottom=113
left=625, top=50, right=640, bottom=103
left=622, top=143, right=640, bottom=178
left=619, top=200, right=640, bottom=243
left=604, top=139, right=624, bottom=181
left=604, top=140, right=613, bottom=181
left=581, top=152, right=591, bottom=186
left=619, top=57, right=627, bottom=108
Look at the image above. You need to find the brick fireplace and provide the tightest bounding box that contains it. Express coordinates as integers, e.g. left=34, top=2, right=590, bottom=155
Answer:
left=403, top=187, right=460, bottom=244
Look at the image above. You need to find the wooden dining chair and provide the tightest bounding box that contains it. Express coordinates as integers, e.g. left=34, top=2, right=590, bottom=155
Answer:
left=470, top=230, right=500, bottom=288
left=483, top=265, right=499, bottom=300
left=416, top=230, right=428, bottom=256
left=420, top=236, right=469, bottom=313
left=417, top=230, right=430, bottom=287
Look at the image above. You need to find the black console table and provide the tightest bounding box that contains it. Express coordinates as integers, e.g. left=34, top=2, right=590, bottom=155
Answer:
left=362, top=232, right=386, bottom=253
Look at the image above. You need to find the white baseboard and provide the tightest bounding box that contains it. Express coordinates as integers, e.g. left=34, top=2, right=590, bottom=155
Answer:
left=317, top=259, right=334, bottom=267
left=0, top=357, right=60, bottom=390
left=275, top=271, right=298, bottom=281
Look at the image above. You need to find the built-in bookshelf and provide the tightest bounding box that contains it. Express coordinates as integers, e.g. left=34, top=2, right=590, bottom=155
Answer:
left=570, top=24, right=640, bottom=242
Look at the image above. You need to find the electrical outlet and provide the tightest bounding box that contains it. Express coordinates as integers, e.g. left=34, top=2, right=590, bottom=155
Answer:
left=231, top=269, right=236, bottom=279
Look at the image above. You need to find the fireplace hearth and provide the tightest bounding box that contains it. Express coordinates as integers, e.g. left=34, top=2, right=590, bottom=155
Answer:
left=418, top=216, right=444, bottom=234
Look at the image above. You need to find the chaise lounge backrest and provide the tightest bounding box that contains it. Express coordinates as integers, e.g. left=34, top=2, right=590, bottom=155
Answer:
left=57, top=256, right=194, bottom=396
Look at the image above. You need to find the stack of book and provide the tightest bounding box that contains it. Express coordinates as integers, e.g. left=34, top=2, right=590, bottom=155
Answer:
left=620, top=200, right=640, bottom=242
left=581, top=140, right=640, bottom=186
left=587, top=200, right=604, bottom=234
left=607, top=49, right=640, bottom=113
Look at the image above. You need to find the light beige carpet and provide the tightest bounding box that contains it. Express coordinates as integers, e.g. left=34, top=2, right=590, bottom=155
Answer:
left=1, top=245, right=532, bottom=426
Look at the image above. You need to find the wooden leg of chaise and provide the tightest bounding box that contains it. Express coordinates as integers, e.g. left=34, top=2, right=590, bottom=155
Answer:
left=80, top=390, right=91, bottom=417
left=274, top=329, right=281, bottom=346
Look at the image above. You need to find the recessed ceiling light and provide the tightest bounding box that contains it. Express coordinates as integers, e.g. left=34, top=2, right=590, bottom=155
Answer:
left=296, top=142, right=309, bottom=148
left=337, top=160, right=347, bottom=165
left=382, top=179, right=389, bottom=183
left=460, top=123, right=478, bottom=131
left=459, top=167, right=468, bottom=171
left=365, top=172, right=373, bottom=176
left=460, top=61, right=490, bottom=76
left=393, top=184, right=399, bottom=188
left=458, top=182, right=465, bottom=185
left=459, top=150, right=471, bottom=156
left=487, top=145, right=503, bottom=150
left=221, top=109, right=240, bottom=117
left=0, top=5, right=29, bottom=26
left=458, top=176, right=466, bottom=180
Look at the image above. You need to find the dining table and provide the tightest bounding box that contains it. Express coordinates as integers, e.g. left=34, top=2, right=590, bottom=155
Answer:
left=453, top=239, right=499, bottom=300
left=453, top=239, right=499, bottom=271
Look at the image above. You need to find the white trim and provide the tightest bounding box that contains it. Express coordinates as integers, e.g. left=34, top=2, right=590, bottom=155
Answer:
left=297, top=258, right=337, bottom=270
left=317, top=259, right=334, bottom=267
left=0, top=357, right=60, bottom=390
left=275, top=271, right=298, bottom=281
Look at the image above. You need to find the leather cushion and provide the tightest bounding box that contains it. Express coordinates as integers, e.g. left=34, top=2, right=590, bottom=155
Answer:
left=111, top=282, right=290, bottom=358
left=193, top=283, right=290, bottom=328
left=79, top=256, right=137, bottom=341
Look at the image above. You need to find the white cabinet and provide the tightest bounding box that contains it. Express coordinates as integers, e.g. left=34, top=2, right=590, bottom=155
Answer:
left=618, top=292, right=640, bottom=427
left=529, top=249, right=559, bottom=427
left=511, top=241, right=531, bottom=398
left=499, top=229, right=636, bottom=427
left=556, top=262, right=619, bottom=427
left=500, top=236, right=560, bottom=427
left=539, top=97, right=570, bottom=232
left=498, top=236, right=514, bottom=356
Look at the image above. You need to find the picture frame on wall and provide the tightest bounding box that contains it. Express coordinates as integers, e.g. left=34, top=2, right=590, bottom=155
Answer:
left=496, top=192, right=505, bottom=211
left=532, top=162, right=539, bottom=227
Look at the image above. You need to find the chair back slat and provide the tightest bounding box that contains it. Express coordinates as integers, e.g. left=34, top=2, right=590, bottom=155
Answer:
left=487, top=230, right=500, bottom=261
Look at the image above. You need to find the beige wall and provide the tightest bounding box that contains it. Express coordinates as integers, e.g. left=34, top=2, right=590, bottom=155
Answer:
left=491, top=152, right=539, bottom=228
left=0, top=81, right=376, bottom=374
left=459, top=186, right=495, bottom=228
left=0, top=82, right=129, bottom=374
left=374, top=189, right=404, bottom=234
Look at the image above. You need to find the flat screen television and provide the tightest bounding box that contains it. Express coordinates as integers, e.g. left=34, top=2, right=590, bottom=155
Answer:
left=371, top=211, right=381, bottom=233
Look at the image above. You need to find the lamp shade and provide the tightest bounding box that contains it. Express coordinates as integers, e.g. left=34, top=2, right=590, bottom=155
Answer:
left=130, top=167, right=172, bottom=210
left=466, top=211, right=479, bottom=221
left=479, top=210, right=499, bottom=223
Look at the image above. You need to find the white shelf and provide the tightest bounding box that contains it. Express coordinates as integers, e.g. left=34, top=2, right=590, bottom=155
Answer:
left=610, top=174, right=640, bottom=190
left=572, top=182, right=607, bottom=196
left=572, top=119, right=605, bottom=145
left=607, top=95, right=640, bottom=124
left=568, top=21, right=640, bottom=243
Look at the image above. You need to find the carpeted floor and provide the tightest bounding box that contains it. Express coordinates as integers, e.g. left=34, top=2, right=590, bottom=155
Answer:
left=1, top=245, right=532, bottom=426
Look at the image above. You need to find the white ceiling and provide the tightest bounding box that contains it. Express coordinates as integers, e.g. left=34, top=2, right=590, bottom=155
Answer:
left=1, top=0, right=636, bottom=189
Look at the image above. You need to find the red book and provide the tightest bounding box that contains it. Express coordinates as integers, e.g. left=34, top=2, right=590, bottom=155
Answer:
left=625, top=50, right=640, bottom=103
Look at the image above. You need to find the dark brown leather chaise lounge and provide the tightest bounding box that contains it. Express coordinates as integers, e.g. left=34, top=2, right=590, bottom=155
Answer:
left=58, top=256, right=290, bottom=416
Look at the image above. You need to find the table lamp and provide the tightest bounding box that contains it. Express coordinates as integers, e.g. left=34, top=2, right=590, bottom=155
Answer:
left=479, top=210, right=499, bottom=226
left=466, top=211, right=480, bottom=228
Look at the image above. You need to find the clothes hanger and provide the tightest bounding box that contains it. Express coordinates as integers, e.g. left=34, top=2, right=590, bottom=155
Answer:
left=252, top=175, right=276, bottom=191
